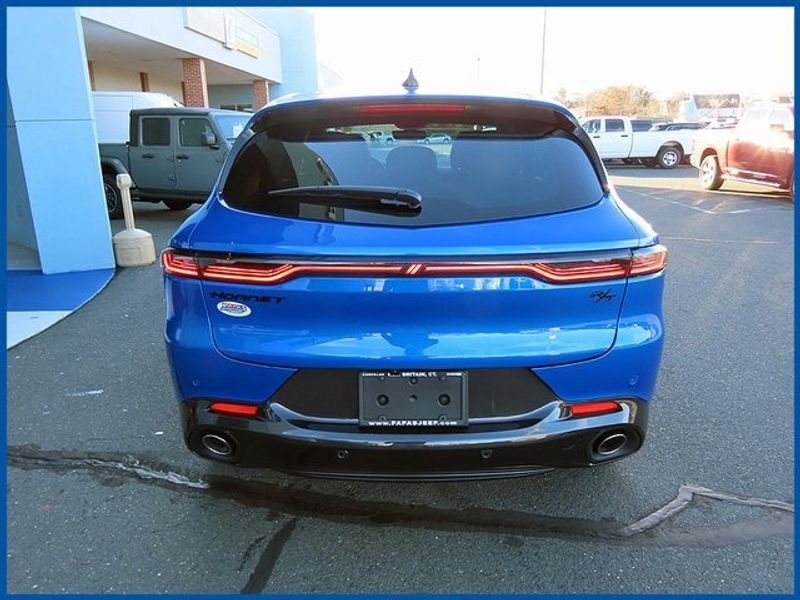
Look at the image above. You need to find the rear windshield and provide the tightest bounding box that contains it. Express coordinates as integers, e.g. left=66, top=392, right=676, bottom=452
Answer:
left=222, top=104, right=604, bottom=226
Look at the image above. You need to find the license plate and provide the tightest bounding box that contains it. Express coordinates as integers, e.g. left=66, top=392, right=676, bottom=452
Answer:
left=358, top=371, right=468, bottom=427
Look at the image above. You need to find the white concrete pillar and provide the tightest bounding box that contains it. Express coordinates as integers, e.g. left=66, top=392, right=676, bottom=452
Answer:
left=6, top=7, right=114, bottom=274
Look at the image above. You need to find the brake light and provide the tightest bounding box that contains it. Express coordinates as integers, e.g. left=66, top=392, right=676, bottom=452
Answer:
left=567, top=401, right=621, bottom=418
left=208, top=402, right=260, bottom=418
left=161, top=247, right=667, bottom=286
left=358, top=103, right=466, bottom=115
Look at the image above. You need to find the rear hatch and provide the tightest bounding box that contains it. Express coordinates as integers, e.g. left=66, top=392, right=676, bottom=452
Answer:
left=176, top=97, right=654, bottom=369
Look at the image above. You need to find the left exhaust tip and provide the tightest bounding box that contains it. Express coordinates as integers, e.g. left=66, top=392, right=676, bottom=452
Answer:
left=200, top=432, right=235, bottom=457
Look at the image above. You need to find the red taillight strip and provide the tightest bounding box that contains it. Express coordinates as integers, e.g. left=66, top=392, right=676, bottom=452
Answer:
left=423, top=260, right=630, bottom=283
left=202, top=262, right=407, bottom=284
left=161, top=246, right=667, bottom=286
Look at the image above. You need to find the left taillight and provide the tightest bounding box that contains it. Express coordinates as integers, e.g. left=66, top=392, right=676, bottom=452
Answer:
left=162, top=250, right=200, bottom=278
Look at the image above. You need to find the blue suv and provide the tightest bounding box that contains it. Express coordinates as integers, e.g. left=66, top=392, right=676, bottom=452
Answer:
left=162, top=92, right=667, bottom=480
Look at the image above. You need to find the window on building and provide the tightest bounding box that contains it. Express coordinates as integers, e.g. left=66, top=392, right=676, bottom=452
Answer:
left=179, top=118, right=216, bottom=147
left=220, top=103, right=254, bottom=112
left=141, top=118, right=170, bottom=146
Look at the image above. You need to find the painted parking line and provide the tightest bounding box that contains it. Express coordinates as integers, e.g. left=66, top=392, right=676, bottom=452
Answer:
left=620, top=187, right=792, bottom=215
left=6, top=311, right=71, bottom=349
left=661, top=235, right=785, bottom=246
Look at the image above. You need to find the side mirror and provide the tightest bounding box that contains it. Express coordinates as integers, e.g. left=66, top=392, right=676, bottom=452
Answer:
left=204, top=130, right=219, bottom=147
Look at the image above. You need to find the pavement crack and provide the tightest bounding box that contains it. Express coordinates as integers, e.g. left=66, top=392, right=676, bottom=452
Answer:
left=7, top=445, right=793, bottom=548
left=617, top=484, right=794, bottom=537
left=7, top=445, right=209, bottom=490
left=237, top=535, right=267, bottom=574
left=240, top=519, right=297, bottom=594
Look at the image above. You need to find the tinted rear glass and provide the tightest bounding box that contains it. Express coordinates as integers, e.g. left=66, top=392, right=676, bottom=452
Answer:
left=222, top=103, right=604, bottom=226
left=631, top=120, right=653, bottom=132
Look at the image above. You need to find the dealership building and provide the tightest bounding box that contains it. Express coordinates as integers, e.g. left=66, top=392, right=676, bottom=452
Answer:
left=6, top=7, right=338, bottom=346
left=6, top=7, right=339, bottom=348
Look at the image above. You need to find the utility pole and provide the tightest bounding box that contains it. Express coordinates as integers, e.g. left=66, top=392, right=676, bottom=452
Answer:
left=539, top=7, right=548, bottom=96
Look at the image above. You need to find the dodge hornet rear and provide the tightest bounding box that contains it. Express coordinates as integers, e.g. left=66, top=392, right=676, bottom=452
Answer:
left=162, top=92, right=667, bottom=480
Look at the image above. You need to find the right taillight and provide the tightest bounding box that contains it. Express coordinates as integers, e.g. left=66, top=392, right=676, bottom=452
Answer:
left=629, top=245, right=668, bottom=277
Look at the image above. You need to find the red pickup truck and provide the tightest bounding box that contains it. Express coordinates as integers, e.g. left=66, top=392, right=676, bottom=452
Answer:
left=691, top=103, right=794, bottom=199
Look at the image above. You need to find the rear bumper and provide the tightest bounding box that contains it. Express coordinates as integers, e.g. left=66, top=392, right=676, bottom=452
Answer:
left=180, top=398, right=648, bottom=481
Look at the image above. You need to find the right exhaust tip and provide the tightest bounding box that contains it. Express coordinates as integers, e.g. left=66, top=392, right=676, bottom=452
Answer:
left=591, top=429, right=639, bottom=462
left=596, top=432, right=628, bottom=456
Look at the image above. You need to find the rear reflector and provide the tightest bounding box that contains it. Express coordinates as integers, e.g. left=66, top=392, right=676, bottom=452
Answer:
left=162, top=245, right=667, bottom=286
left=567, top=401, right=621, bottom=418
left=208, top=402, right=260, bottom=418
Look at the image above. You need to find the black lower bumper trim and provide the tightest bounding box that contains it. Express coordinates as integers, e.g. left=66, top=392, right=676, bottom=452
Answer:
left=180, top=398, right=648, bottom=481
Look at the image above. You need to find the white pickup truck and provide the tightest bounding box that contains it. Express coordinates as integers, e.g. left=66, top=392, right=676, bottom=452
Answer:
left=581, top=116, right=696, bottom=169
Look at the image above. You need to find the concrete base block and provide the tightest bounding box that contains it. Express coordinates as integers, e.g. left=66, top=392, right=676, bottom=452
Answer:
left=113, top=228, right=156, bottom=267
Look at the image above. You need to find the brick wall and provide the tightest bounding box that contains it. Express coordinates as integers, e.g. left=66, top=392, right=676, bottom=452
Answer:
left=182, top=57, right=208, bottom=107
left=252, top=79, right=269, bottom=110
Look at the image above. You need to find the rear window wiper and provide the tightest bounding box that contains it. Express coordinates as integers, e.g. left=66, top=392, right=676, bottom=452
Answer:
left=266, top=186, right=422, bottom=216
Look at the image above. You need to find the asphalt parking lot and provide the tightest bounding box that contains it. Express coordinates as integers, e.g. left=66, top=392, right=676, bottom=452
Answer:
left=7, top=166, right=794, bottom=594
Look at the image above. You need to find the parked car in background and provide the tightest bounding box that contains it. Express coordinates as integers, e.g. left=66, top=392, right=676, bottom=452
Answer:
left=99, top=107, right=250, bottom=219
left=649, top=122, right=707, bottom=132
left=420, top=132, right=452, bottom=145
left=162, top=91, right=668, bottom=480
left=367, top=130, right=395, bottom=145
left=582, top=116, right=696, bottom=168
left=691, top=103, right=794, bottom=197
left=92, top=91, right=182, bottom=144
left=707, top=117, right=739, bottom=129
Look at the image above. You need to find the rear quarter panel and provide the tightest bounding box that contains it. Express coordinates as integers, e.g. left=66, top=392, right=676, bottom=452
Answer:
left=690, top=130, right=732, bottom=169
left=98, top=143, right=131, bottom=170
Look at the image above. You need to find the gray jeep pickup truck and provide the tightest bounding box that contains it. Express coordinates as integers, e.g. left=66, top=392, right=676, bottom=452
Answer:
left=99, top=107, right=250, bottom=218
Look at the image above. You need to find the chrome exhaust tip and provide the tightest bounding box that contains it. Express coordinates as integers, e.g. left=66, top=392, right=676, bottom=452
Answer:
left=201, top=432, right=234, bottom=457
left=595, top=432, right=628, bottom=456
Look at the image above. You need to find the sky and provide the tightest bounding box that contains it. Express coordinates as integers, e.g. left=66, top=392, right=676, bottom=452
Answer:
left=308, top=7, right=794, bottom=99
